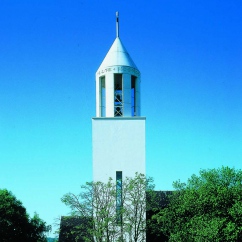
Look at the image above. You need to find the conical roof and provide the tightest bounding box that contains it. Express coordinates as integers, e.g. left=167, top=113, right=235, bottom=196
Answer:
left=97, top=37, right=139, bottom=71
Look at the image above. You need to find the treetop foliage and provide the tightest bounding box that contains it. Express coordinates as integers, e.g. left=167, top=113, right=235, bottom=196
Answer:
left=0, top=189, right=51, bottom=242
left=153, top=166, right=242, bottom=242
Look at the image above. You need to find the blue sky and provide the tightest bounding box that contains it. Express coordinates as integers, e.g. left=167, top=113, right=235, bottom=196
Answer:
left=0, top=0, right=242, bottom=236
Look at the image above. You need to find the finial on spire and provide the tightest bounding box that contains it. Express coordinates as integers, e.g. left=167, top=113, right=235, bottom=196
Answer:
left=116, top=11, right=119, bottom=37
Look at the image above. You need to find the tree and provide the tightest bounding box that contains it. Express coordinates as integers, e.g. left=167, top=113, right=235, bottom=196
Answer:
left=153, top=166, right=242, bottom=241
left=61, top=178, right=117, bottom=242
left=146, top=191, right=172, bottom=242
left=0, top=189, right=51, bottom=242
left=61, top=173, right=155, bottom=242
left=122, top=173, right=154, bottom=242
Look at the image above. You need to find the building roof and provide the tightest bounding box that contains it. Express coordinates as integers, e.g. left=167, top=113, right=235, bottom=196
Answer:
left=97, top=37, right=139, bottom=71
left=58, top=216, right=92, bottom=242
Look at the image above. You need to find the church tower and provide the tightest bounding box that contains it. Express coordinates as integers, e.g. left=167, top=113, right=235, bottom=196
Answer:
left=92, top=12, right=146, bottom=183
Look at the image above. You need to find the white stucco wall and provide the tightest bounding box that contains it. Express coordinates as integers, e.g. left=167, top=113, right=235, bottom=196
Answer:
left=92, top=117, right=146, bottom=182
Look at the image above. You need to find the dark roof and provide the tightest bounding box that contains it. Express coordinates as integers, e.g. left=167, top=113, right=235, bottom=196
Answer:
left=154, top=190, right=173, bottom=208
left=146, top=190, right=173, bottom=211
left=59, top=216, right=93, bottom=242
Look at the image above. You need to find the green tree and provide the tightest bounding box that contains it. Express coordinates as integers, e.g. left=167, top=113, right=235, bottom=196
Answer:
left=153, top=166, right=242, bottom=241
left=61, top=178, right=117, bottom=242
left=0, top=189, right=51, bottom=242
left=122, top=173, right=155, bottom=242
left=61, top=173, right=155, bottom=242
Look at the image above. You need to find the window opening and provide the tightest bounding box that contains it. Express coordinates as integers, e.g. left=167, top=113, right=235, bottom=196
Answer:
left=131, top=75, right=136, bottom=116
left=100, top=76, right=106, bottom=117
left=114, top=74, right=123, bottom=117
left=116, top=171, right=122, bottom=225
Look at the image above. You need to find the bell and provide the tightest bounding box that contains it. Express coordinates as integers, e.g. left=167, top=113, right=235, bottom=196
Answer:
left=115, top=107, right=122, bottom=116
left=115, top=94, right=122, bottom=103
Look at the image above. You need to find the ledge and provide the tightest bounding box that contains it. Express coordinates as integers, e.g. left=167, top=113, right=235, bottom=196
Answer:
left=92, top=117, right=146, bottom=120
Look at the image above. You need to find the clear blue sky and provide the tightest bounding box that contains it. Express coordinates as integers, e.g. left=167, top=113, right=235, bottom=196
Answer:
left=0, top=0, right=242, bottom=236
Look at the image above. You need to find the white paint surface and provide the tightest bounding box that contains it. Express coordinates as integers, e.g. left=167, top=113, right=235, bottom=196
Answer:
left=92, top=117, right=146, bottom=182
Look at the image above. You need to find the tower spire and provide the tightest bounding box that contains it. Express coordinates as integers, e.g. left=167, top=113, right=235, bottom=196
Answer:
left=116, top=11, right=119, bottom=38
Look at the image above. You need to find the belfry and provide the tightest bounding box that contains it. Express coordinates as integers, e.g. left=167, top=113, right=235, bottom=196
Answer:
left=92, top=12, right=146, bottom=183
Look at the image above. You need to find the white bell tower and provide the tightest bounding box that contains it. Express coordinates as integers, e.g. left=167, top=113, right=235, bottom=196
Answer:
left=92, top=12, right=146, bottom=182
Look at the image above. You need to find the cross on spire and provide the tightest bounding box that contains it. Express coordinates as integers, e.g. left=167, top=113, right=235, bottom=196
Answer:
left=116, top=11, right=119, bottom=38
